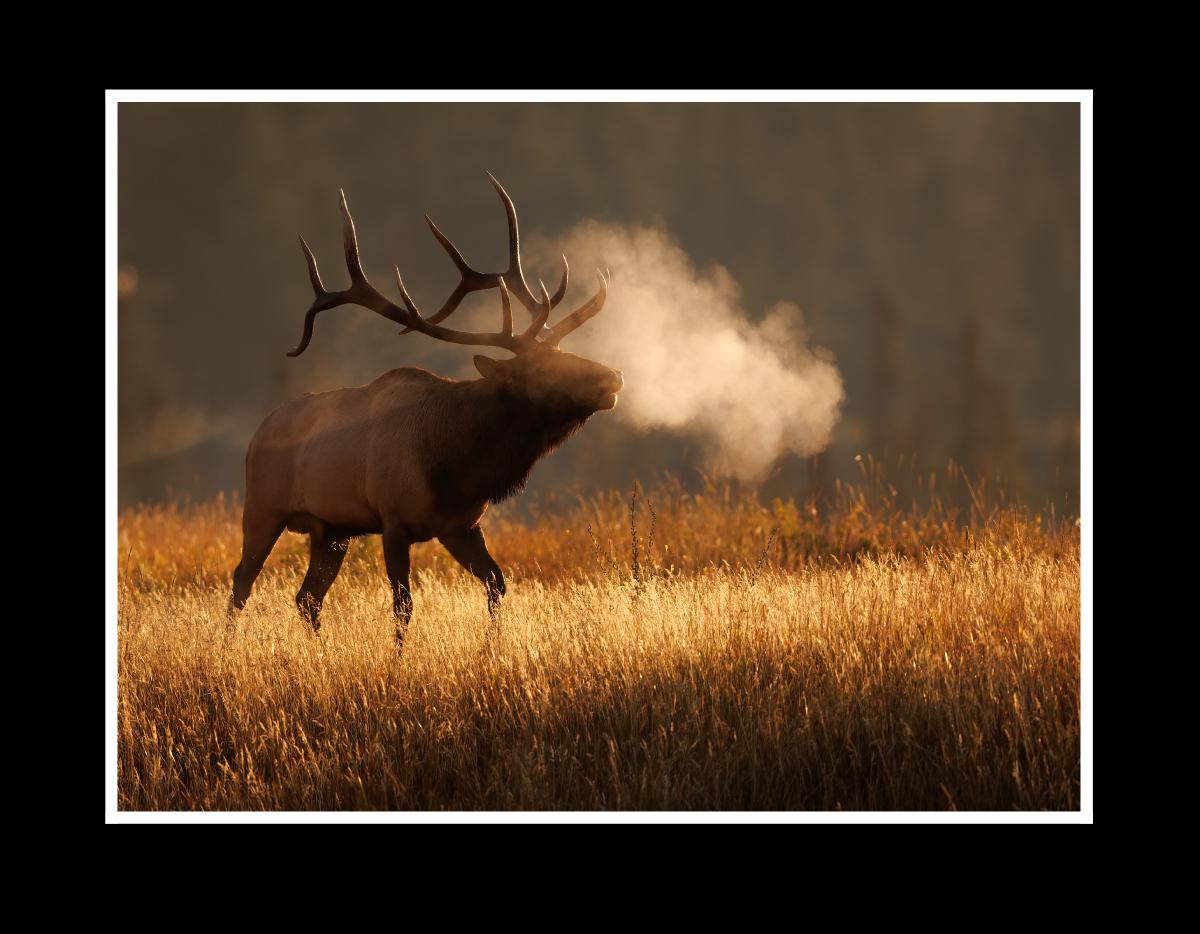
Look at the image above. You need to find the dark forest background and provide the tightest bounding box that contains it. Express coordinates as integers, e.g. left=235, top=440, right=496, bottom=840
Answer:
left=117, top=102, right=1080, bottom=512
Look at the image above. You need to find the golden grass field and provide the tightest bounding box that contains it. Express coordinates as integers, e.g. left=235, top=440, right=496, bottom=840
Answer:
left=117, top=464, right=1081, bottom=810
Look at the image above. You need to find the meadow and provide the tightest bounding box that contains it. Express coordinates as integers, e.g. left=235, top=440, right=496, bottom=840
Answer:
left=117, top=462, right=1081, bottom=811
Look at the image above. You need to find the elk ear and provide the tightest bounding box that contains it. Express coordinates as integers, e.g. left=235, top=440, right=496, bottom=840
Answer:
left=474, top=355, right=504, bottom=380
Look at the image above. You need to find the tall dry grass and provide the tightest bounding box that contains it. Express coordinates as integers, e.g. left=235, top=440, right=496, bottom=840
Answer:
left=117, top=470, right=1080, bottom=811
left=119, top=458, right=1077, bottom=590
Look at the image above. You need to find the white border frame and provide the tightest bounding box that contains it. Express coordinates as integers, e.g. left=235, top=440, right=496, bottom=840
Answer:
left=106, top=90, right=1093, bottom=824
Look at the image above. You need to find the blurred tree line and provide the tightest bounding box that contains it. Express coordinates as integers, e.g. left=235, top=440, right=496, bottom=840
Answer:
left=118, top=102, right=1080, bottom=513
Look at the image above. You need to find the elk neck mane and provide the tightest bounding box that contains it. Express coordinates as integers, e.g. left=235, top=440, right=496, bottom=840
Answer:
left=418, top=373, right=593, bottom=508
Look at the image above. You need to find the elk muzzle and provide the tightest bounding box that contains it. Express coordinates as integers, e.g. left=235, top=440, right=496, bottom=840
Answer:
left=598, top=369, right=623, bottom=410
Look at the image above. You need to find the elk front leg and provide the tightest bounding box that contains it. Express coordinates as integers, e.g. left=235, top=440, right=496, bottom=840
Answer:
left=382, top=527, right=413, bottom=646
left=439, top=527, right=506, bottom=620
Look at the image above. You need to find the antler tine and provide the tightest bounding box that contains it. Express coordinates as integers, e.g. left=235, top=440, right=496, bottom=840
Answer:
left=287, top=237, right=329, bottom=357
left=288, top=191, right=409, bottom=357
left=522, top=280, right=553, bottom=339
left=401, top=185, right=568, bottom=335
left=543, top=270, right=609, bottom=348
left=424, top=214, right=474, bottom=277
left=395, top=266, right=525, bottom=352
left=393, top=267, right=425, bottom=324
left=551, top=255, right=570, bottom=306
left=288, top=189, right=529, bottom=357
left=487, top=172, right=569, bottom=318
left=400, top=215, right=498, bottom=333
left=498, top=277, right=514, bottom=339
left=299, top=235, right=325, bottom=296
left=338, top=188, right=368, bottom=286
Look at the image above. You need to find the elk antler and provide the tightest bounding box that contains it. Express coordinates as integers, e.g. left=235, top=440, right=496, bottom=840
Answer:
left=288, top=186, right=610, bottom=358
left=400, top=172, right=568, bottom=334
left=543, top=270, right=609, bottom=347
left=288, top=190, right=530, bottom=356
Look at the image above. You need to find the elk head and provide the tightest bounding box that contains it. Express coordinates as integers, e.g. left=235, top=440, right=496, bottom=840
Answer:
left=289, top=173, right=622, bottom=414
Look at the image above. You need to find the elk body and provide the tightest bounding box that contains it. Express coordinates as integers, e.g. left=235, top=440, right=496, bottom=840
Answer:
left=229, top=175, right=622, bottom=644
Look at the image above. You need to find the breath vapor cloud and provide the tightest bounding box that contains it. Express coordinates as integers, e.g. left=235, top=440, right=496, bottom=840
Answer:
left=535, top=221, right=845, bottom=481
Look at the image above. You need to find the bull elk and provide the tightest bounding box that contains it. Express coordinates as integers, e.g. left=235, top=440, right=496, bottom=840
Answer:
left=228, top=174, right=622, bottom=645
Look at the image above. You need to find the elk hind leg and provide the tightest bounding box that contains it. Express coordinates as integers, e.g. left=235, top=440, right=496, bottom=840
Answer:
left=229, top=511, right=285, bottom=618
left=382, top=527, right=413, bottom=647
left=439, top=527, right=506, bottom=619
left=296, top=527, right=351, bottom=632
